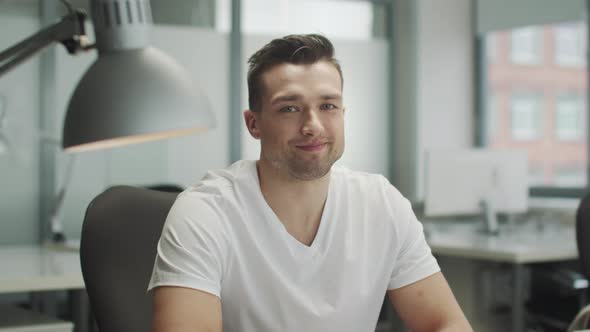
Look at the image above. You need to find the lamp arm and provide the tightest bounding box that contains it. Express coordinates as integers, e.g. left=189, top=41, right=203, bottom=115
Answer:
left=0, top=10, right=91, bottom=77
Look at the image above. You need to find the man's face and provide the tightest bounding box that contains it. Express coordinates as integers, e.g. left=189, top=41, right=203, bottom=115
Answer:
left=245, top=60, right=345, bottom=181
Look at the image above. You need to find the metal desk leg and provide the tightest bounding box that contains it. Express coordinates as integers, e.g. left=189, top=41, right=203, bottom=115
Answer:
left=30, top=291, right=57, bottom=316
left=512, top=264, right=525, bottom=332
left=69, top=289, right=91, bottom=332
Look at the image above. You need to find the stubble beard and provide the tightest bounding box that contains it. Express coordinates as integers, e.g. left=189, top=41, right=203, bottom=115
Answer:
left=266, top=143, right=343, bottom=181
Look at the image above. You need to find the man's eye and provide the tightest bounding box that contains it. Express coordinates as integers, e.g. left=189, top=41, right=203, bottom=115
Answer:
left=279, top=106, right=298, bottom=113
left=320, top=104, right=337, bottom=110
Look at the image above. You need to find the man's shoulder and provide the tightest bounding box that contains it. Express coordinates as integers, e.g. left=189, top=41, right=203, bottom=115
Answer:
left=174, top=160, right=256, bottom=212
left=331, top=165, right=389, bottom=186
left=185, top=160, right=255, bottom=197
left=331, top=165, right=406, bottom=203
left=167, top=180, right=240, bottom=233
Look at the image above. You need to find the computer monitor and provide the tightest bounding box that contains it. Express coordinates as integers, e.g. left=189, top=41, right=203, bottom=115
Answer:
left=424, top=149, right=528, bottom=233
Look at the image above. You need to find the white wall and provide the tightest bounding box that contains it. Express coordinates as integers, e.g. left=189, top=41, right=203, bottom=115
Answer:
left=392, top=0, right=474, bottom=202
left=155, top=27, right=230, bottom=186
left=391, top=0, right=419, bottom=200
left=0, top=3, right=41, bottom=244
left=416, top=0, right=474, bottom=199
left=336, top=39, right=390, bottom=176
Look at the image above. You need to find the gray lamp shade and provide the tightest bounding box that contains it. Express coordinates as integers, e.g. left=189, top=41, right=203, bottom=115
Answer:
left=62, top=46, right=214, bottom=152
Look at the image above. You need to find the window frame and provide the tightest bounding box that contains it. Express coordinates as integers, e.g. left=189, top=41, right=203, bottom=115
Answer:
left=475, top=24, right=590, bottom=198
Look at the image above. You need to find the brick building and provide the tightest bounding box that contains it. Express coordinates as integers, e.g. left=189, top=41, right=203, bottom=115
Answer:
left=486, top=22, right=587, bottom=187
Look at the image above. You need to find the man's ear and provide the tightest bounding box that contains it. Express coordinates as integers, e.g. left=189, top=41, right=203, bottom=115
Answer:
left=244, top=110, right=261, bottom=139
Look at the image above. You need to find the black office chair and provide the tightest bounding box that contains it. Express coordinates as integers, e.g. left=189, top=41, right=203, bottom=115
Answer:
left=567, top=193, right=590, bottom=331
left=146, top=183, right=185, bottom=193
left=80, top=185, right=180, bottom=332
left=577, top=193, right=590, bottom=280
left=525, top=196, right=590, bottom=332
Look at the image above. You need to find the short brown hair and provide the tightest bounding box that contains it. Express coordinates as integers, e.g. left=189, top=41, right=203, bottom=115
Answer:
left=247, top=34, right=343, bottom=112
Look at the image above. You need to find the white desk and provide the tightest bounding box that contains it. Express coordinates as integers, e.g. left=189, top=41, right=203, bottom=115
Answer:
left=0, top=245, right=88, bottom=332
left=424, top=220, right=578, bottom=332
left=0, top=245, right=83, bottom=293
left=426, top=221, right=577, bottom=264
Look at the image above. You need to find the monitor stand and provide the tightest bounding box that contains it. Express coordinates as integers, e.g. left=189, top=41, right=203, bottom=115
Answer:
left=480, top=199, right=499, bottom=236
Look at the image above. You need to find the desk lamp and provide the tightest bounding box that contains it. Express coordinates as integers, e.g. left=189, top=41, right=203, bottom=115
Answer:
left=0, top=0, right=214, bottom=151
left=0, top=0, right=215, bottom=242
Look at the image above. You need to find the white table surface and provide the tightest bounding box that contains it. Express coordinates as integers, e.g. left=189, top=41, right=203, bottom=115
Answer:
left=424, top=219, right=579, bottom=332
left=424, top=220, right=578, bottom=264
left=0, top=245, right=84, bottom=293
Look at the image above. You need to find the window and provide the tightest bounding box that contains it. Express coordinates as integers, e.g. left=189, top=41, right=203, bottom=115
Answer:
left=511, top=94, right=542, bottom=141
left=510, top=27, right=543, bottom=65
left=213, top=0, right=381, bottom=37
left=481, top=21, right=588, bottom=191
left=556, top=94, right=586, bottom=141
left=555, top=22, right=586, bottom=67
left=241, top=0, right=376, bottom=40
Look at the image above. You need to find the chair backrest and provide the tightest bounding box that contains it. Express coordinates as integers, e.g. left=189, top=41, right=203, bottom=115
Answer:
left=576, top=193, right=590, bottom=279
left=80, top=185, right=179, bottom=332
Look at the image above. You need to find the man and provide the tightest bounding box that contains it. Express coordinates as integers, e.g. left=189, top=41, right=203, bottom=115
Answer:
left=149, top=34, right=472, bottom=332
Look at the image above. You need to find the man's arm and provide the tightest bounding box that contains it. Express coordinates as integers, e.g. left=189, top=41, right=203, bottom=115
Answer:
left=152, top=286, right=222, bottom=332
left=387, top=272, right=472, bottom=332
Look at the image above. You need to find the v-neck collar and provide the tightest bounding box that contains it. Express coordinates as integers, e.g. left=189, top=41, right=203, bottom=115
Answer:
left=246, top=161, right=334, bottom=258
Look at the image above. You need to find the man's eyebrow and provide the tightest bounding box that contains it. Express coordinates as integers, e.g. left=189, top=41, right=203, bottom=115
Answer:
left=270, top=93, right=342, bottom=105
left=320, top=94, right=342, bottom=100
left=270, top=94, right=302, bottom=105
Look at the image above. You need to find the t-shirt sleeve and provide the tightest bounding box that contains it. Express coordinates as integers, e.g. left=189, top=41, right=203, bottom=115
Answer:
left=384, top=180, right=440, bottom=290
left=147, top=192, right=229, bottom=298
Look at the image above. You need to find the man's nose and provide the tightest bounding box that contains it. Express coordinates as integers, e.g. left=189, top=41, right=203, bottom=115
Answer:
left=301, top=110, right=323, bottom=136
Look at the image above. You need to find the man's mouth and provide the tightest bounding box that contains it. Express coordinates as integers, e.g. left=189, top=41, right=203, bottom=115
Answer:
left=296, top=141, right=327, bottom=152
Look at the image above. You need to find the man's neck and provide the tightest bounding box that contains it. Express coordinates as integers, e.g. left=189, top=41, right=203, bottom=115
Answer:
left=256, top=160, right=330, bottom=246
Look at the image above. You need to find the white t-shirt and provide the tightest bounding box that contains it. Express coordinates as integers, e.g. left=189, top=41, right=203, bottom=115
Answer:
left=148, top=160, right=439, bottom=332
